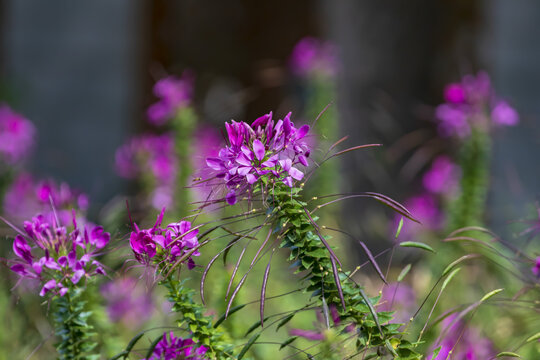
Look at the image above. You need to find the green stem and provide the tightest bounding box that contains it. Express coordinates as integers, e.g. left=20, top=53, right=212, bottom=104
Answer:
left=172, top=107, right=196, bottom=218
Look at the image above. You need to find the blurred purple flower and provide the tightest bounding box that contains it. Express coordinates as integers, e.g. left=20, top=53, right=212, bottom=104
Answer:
left=129, top=208, right=200, bottom=269
left=532, top=257, right=540, bottom=277
left=435, top=72, right=518, bottom=138
left=101, top=277, right=153, bottom=328
left=147, top=72, right=194, bottom=126
left=0, top=104, right=35, bottom=165
left=3, top=173, right=89, bottom=224
left=379, top=283, right=416, bottom=324
left=115, top=133, right=177, bottom=209
left=206, top=112, right=311, bottom=205
left=422, top=156, right=461, bottom=195
left=290, top=305, right=350, bottom=342
left=289, top=37, right=337, bottom=77
left=393, top=194, right=442, bottom=242
left=428, top=314, right=494, bottom=360
left=143, top=331, right=208, bottom=360
left=9, top=211, right=109, bottom=297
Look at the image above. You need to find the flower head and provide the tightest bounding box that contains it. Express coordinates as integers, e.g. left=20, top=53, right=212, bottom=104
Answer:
left=206, top=112, right=311, bottom=205
left=101, top=277, right=154, bottom=327
left=435, top=72, right=518, bottom=138
left=0, top=104, right=35, bottom=165
left=143, top=332, right=208, bottom=360
left=289, top=37, right=337, bottom=77
left=532, top=257, right=540, bottom=277
left=115, top=133, right=177, bottom=209
left=129, top=209, right=200, bottom=269
left=9, top=211, right=109, bottom=297
left=147, top=72, right=194, bottom=126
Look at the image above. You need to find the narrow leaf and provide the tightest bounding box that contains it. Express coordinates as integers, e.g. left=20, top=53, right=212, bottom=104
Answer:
left=526, top=332, right=540, bottom=343
left=213, top=304, right=246, bottom=328
left=496, top=352, right=521, bottom=358
left=303, top=208, right=342, bottom=268
left=238, top=333, right=260, bottom=359
left=279, top=336, right=298, bottom=350
left=394, top=217, right=404, bottom=241
left=276, top=313, right=296, bottom=332
left=358, top=288, right=383, bottom=336
left=480, top=288, right=504, bottom=303
left=260, top=254, right=273, bottom=327
left=358, top=240, right=387, bottom=284
left=441, top=268, right=461, bottom=292
left=329, top=255, right=346, bottom=311
left=397, top=264, right=412, bottom=282
left=144, top=335, right=163, bottom=360
left=400, top=241, right=435, bottom=253
left=442, top=254, right=480, bottom=277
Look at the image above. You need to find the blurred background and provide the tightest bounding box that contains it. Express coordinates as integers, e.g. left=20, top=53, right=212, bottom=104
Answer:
left=1, top=1, right=540, bottom=359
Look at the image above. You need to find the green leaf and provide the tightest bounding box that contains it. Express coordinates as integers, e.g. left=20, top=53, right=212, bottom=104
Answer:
left=526, top=331, right=540, bottom=343
left=442, top=254, right=479, bottom=276
left=441, top=268, right=461, bottom=291
left=276, top=313, right=295, bottom=332
left=431, top=345, right=441, bottom=359
left=399, top=241, right=435, bottom=253
left=279, top=336, right=298, bottom=350
left=397, top=264, right=412, bottom=282
left=244, top=317, right=270, bottom=337
left=213, top=304, right=246, bottom=328
left=394, top=217, right=404, bottom=241
left=144, top=335, right=163, bottom=360
left=480, top=288, right=504, bottom=303
left=238, top=333, right=260, bottom=359
left=496, top=352, right=521, bottom=358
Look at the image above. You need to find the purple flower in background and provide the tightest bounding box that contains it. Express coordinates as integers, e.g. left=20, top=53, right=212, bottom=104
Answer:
left=8, top=211, right=109, bottom=297
left=3, top=173, right=89, bottom=224
left=0, top=104, right=35, bottom=165
left=379, top=283, right=416, bottom=324
left=101, top=277, right=153, bottom=328
left=115, top=133, right=177, bottom=209
left=428, top=314, right=494, bottom=360
left=147, top=72, right=194, bottom=126
left=393, top=194, right=442, bottom=242
left=143, top=332, right=208, bottom=360
left=206, top=112, right=311, bottom=205
left=129, top=209, right=200, bottom=269
left=422, top=156, right=461, bottom=195
left=532, top=257, right=540, bottom=277
left=289, top=37, right=337, bottom=77
left=191, top=126, right=223, bottom=202
left=435, top=72, right=518, bottom=138
left=289, top=305, right=349, bottom=342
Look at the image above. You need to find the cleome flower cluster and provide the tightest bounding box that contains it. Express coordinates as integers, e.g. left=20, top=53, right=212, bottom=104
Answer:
left=435, top=71, right=519, bottom=138
left=143, top=331, right=208, bottom=360
left=147, top=72, right=194, bottom=126
left=9, top=211, right=109, bottom=297
left=129, top=208, right=200, bottom=269
left=206, top=112, right=311, bottom=205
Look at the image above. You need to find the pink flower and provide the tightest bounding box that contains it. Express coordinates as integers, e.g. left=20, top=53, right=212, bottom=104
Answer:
left=422, top=156, right=461, bottom=195
left=0, top=104, right=35, bottom=164
left=101, top=277, right=154, bottom=327
left=289, top=37, right=337, bottom=77
left=147, top=72, right=194, bottom=126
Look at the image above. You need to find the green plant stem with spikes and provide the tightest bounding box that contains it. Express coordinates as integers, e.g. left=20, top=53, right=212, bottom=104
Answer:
left=267, top=184, right=421, bottom=359
left=161, top=276, right=233, bottom=359
left=172, top=107, right=196, bottom=218
left=52, top=287, right=98, bottom=360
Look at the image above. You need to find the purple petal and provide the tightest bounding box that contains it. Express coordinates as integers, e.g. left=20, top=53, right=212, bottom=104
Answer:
left=206, top=157, right=224, bottom=170
left=40, top=279, right=57, bottom=296
left=246, top=173, right=258, bottom=184
left=71, top=270, right=85, bottom=284
left=288, top=166, right=304, bottom=181
left=283, top=176, right=293, bottom=188
left=296, top=124, right=310, bottom=140
left=252, top=139, right=265, bottom=161
left=226, top=191, right=237, bottom=205
left=298, top=155, right=309, bottom=167
left=237, top=166, right=252, bottom=176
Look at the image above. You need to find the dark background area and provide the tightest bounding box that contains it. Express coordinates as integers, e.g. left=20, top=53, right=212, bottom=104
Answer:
left=1, top=0, right=539, bottom=238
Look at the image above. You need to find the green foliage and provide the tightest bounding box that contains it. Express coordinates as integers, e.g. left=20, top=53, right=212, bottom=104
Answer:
left=52, top=287, right=98, bottom=360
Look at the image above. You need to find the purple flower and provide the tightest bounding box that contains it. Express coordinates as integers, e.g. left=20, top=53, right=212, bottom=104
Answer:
left=3, top=173, right=89, bottom=225
left=0, top=104, right=35, bottom=165
left=205, top=112, right=311, bottom=205
left=393, top=194, right=442, bottom=242
left=115, top=133, right=177, bottom=209
left=101, top=277, right=154, bottom=327
left=129, top=209, right=200, bottom=269
left=143, top=332, right=208, bottom=360
left=532, top=257, right=540, bottom=277
left=8, top=211, right=109, bottom=297
left=435, top=72, right=519, bottom=138
left=428, top=314, right=494, bottom=360
left=379, top=283, right=416, bottom=324
left=147, top=72, right=194, bottom=126
left=422, top=156, right=461, bottom=195
left=289, top=37, right=337, bottom=77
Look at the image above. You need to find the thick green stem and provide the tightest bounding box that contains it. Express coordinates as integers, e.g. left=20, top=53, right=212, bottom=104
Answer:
left=52, top=287, right=97, bottom=360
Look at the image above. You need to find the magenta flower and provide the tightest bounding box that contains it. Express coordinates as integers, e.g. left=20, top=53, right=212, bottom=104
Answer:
left=3, top=173, right=89, bottom=224
left=8, top=211, right=109, bottom=297
left=115, top=133, right=177, bottom=209
left=147, top=72, right=194, bottom=126
left=435, top=72, right=519, bottom=138
left=0, top=104, right=35, bottom=165
left=422, top=156, right=461, bottom=195
left=143, top=332, right=208, bottom=360
left=206, top=112, right=311, bottom=205
left=101, top=277, right=154, bottom=328
left=129, top=209, right=200, bottom=269
left=428, top=314, right=494, bottom=360
left=379, top=283, right=416, bottom=324
left=289, top=37, right=337, bottom=77
left=532, top=257, right=540, bottom=277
